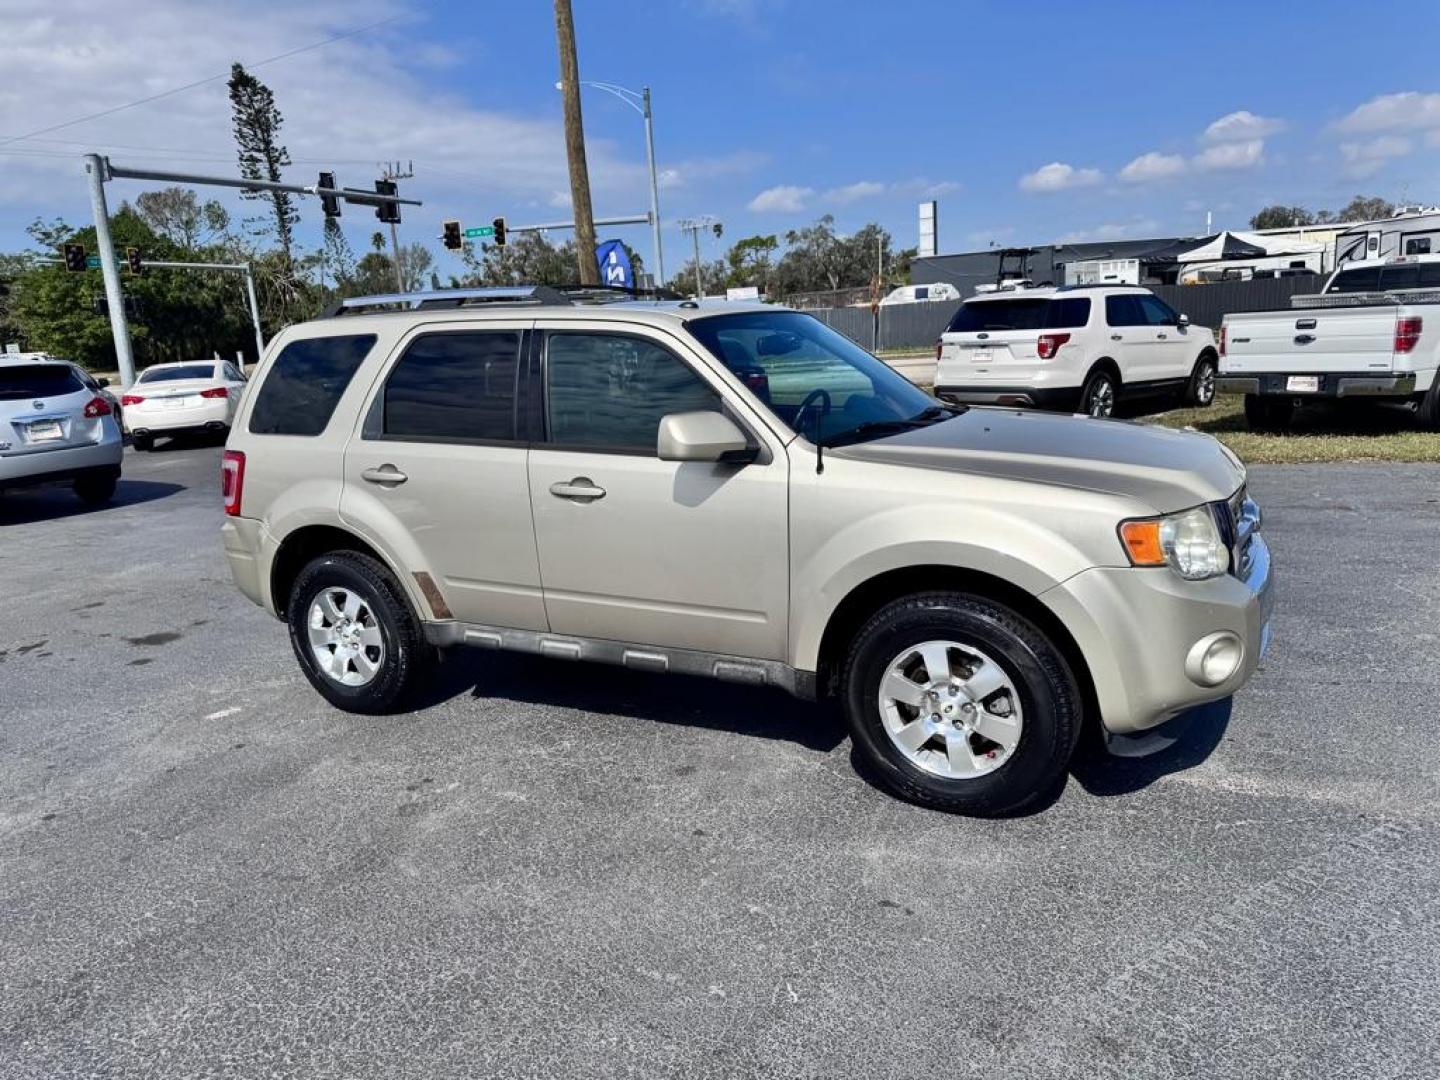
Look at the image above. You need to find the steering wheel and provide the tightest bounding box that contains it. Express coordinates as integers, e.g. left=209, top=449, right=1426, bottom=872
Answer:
left=792, top=388, right=833, bottom=441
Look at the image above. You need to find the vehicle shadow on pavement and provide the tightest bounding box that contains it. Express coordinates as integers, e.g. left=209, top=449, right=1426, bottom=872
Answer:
left=0, top=479, right=184, bottom=526
left=1068, top=698, right=1233, bottom=797
left=413, top=650, right=848, bottom=753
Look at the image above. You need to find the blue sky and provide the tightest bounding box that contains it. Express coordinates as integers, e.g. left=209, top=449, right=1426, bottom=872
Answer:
left=4, top=0, right=1440, bottom=272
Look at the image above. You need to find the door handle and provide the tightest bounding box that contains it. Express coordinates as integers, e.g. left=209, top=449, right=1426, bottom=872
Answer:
left=1156, top=333, right=1168, bottom=339
left=361, top=464, right=408, bottom=486
left=550, top=477, right=606, bottom=502
left=1110, top=334, right=1123, bottom=341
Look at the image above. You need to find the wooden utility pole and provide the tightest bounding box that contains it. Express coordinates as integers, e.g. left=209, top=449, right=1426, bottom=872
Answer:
left=554, top=0, right=598, bottom=284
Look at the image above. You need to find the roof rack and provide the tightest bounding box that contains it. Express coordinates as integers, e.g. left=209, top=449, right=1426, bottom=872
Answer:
left=324, top=282, right=685, bottom=317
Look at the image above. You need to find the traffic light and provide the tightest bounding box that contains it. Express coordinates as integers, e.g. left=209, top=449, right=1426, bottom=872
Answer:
left=318, top=171, right=341, bottom=218
left=374, top=178, right=401, bottom=224
left=63, top=243, right=87, bottom=272
left=125, top=247, right=144, bottom=276
left=442, top=220, right=462, bottom=251
left=492, top=217, right=507, bottom=247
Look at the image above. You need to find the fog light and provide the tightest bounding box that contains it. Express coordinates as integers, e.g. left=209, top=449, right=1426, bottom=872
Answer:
left=1185, top=631, right=1243, bottom=688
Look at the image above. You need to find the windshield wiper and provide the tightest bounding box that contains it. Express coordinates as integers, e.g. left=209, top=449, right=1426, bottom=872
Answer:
left=815, top=405, right=963, bottom=470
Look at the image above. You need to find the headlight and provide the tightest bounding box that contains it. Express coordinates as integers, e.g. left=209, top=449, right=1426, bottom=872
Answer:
left=1119, top=506, right=1229, bottom=580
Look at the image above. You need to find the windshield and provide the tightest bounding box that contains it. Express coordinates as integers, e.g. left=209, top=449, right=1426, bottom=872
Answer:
left=0, top=363, right=84, bottom=400
left=687, top=310, right=953, bottom=445
left=138, top=364, right=216, bottom=383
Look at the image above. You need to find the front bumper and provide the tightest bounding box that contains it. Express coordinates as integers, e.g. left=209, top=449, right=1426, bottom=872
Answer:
left=1219, top=372, right=1416, bottom=398
left=1042, top=532, right=1274, bottom=736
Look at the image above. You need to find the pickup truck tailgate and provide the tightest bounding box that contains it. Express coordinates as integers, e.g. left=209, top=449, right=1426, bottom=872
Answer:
left=1223, top=308, right=1398, bottom=374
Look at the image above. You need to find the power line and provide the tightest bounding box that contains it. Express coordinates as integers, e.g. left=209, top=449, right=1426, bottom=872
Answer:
left=0, top=14, right=404, bottom=149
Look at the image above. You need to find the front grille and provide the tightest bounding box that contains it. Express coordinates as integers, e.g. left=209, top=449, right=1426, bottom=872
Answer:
left=1219, top=485, right=1259, bottom=579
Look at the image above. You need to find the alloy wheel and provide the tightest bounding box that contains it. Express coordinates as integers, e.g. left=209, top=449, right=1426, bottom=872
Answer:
left=307, top=587, right=385, bottom=687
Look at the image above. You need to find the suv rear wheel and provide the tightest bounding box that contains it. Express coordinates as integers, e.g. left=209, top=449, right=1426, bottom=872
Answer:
left=841, top=591, right=1081, bottom=816
left=1080, top=368, right=1118, bottom=418
left=286, top=551, right=428, bottom=714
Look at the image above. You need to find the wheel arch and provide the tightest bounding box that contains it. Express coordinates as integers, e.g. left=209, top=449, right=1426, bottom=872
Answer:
left=813, top=564, right=1099, bottom=730
left=1086, top=357, right=1122, bottom=385
left=270, top=524, right=418, bottom=620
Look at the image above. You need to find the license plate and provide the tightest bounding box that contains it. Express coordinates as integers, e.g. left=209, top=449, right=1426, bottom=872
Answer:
left=26, top=420, right=63, bottom=442
left=971, top=350, right=991, bottom=364
left=163, top=396, right=196, bottom=408
left=1286, top=376, right=1320, bottom=393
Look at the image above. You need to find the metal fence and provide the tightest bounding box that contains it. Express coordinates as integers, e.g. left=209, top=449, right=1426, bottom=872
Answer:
left=808, top=276, right=1325, bottom=351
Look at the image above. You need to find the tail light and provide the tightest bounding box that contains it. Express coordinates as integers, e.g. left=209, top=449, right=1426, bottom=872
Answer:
left=221, top=450, right=246, bottom=517
left=199, top=386, right=229, bottom=399
left=1036, top=332, right=1071, bottom=360
left=1219, top=325, right=1227, bottom=356
left=121, top=394, right=145, bottom=406
left=82, top=396, right=112, bottom=418
left=1395, top=316, right=1422, bottom=354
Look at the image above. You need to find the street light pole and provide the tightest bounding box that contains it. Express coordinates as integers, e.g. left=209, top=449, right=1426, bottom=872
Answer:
left=567, top=80, right=664, bottom=288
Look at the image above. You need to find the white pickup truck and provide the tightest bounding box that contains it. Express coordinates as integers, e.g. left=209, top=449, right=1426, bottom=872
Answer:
left=1219, top=255, right=1440, bottom=430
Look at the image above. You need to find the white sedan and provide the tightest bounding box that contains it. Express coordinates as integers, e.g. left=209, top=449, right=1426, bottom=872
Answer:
left=121, top=361, right=248, bottom=450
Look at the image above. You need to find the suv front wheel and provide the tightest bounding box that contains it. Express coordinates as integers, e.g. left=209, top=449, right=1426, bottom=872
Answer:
left=286, top=551, right=429, bottom=714
left=841, top=592, right=1081, bottom=816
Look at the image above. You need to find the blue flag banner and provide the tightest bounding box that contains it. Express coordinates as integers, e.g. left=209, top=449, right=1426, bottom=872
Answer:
left=596, top=239, right=634, bottom=289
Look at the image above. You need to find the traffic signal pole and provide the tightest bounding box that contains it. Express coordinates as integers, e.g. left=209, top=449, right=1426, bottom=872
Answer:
left=84, top=154, right=136, bottom=387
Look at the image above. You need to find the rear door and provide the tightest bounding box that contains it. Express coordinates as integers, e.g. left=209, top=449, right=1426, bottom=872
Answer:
left=0, top=363, right=97, bottom=458
left=339, top=320, right=548, bottom=631
left=1103, top=294, right=1159, bottom=381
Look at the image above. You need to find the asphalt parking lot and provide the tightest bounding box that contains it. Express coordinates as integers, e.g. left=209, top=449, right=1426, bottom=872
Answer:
left=3, top=442, right=1439, bottom=1079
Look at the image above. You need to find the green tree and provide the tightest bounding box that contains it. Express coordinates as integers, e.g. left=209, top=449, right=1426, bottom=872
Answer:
left=1249, top=205, right=1315, bottom=230
left=1334, top=195, right=1395, bottom=222
left=723, top=234, right=778, bottom=291
left=134, top=187, right=230, bottom=251
left=458, top=232, right=581, bottom=287
left=227, top=63, right=298, bottom=260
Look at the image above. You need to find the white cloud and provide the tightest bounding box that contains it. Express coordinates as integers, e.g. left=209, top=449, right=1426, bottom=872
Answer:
left=1335, top=91, right=1440, bottom=134
left=747, top=184, right=814, bottom=212
left=548, top=190, right=572, bottom=209
left=823, top=180, right=885, bottom=205
left=1057, top=219, right=1160, bottom=244
left=1202, top=110, right=1285, bottom=143
left=1194, top=139, right=1265, bottom=171
left=1339, top=135, right=1414, bottom=178
left=1019, top=161, right=1102, bottom=193
left=1119, top=151, right=1186, bottom=184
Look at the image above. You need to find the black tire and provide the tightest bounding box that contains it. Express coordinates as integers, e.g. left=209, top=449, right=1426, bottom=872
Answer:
left=1080, top=368, right=1118, bottom=418
left=131, top=434, right=153, bottom=452
left=1418, top=379, right=1440, bottom=431
left=73, top=471, right=117, bottom=504
left=286, top=551, right=429, bottom=714
left=1243, top=394, right=1293, bottom=432
left=1186, top=353, right=1218, bottom=407
left=841, top=591, right=1081, bottom=817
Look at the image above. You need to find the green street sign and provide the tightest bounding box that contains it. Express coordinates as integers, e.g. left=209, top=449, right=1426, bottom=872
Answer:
left=463, top=226, right=495, bottom=238
left=85, top=255, right=102, bottom=269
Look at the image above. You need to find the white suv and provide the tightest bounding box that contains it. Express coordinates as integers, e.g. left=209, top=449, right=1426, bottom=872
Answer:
left=934, top=286, right=1220, bottom=417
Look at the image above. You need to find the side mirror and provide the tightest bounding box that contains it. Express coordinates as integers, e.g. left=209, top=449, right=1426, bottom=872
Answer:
left=657, top=410, right=752, bottom=463
left=1177, top=313, right=1190, bottom=328
left=96, top=377, right=110, bottom=388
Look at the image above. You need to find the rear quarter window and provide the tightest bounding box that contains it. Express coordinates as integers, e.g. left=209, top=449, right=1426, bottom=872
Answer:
left=248, top=334, right=376, bottom=436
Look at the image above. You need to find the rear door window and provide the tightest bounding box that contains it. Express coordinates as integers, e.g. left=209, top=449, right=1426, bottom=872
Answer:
left=1104, top=295, right=1147, bottom=326
left=381, top=331, right=521, bottom=443
left=248, top=334, right=376, bottom=436
left=0, top=364, right=84, bottom=400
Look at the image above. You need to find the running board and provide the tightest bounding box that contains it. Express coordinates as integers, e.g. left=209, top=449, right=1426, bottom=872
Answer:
left=423, top=621, right=817, bottom=699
